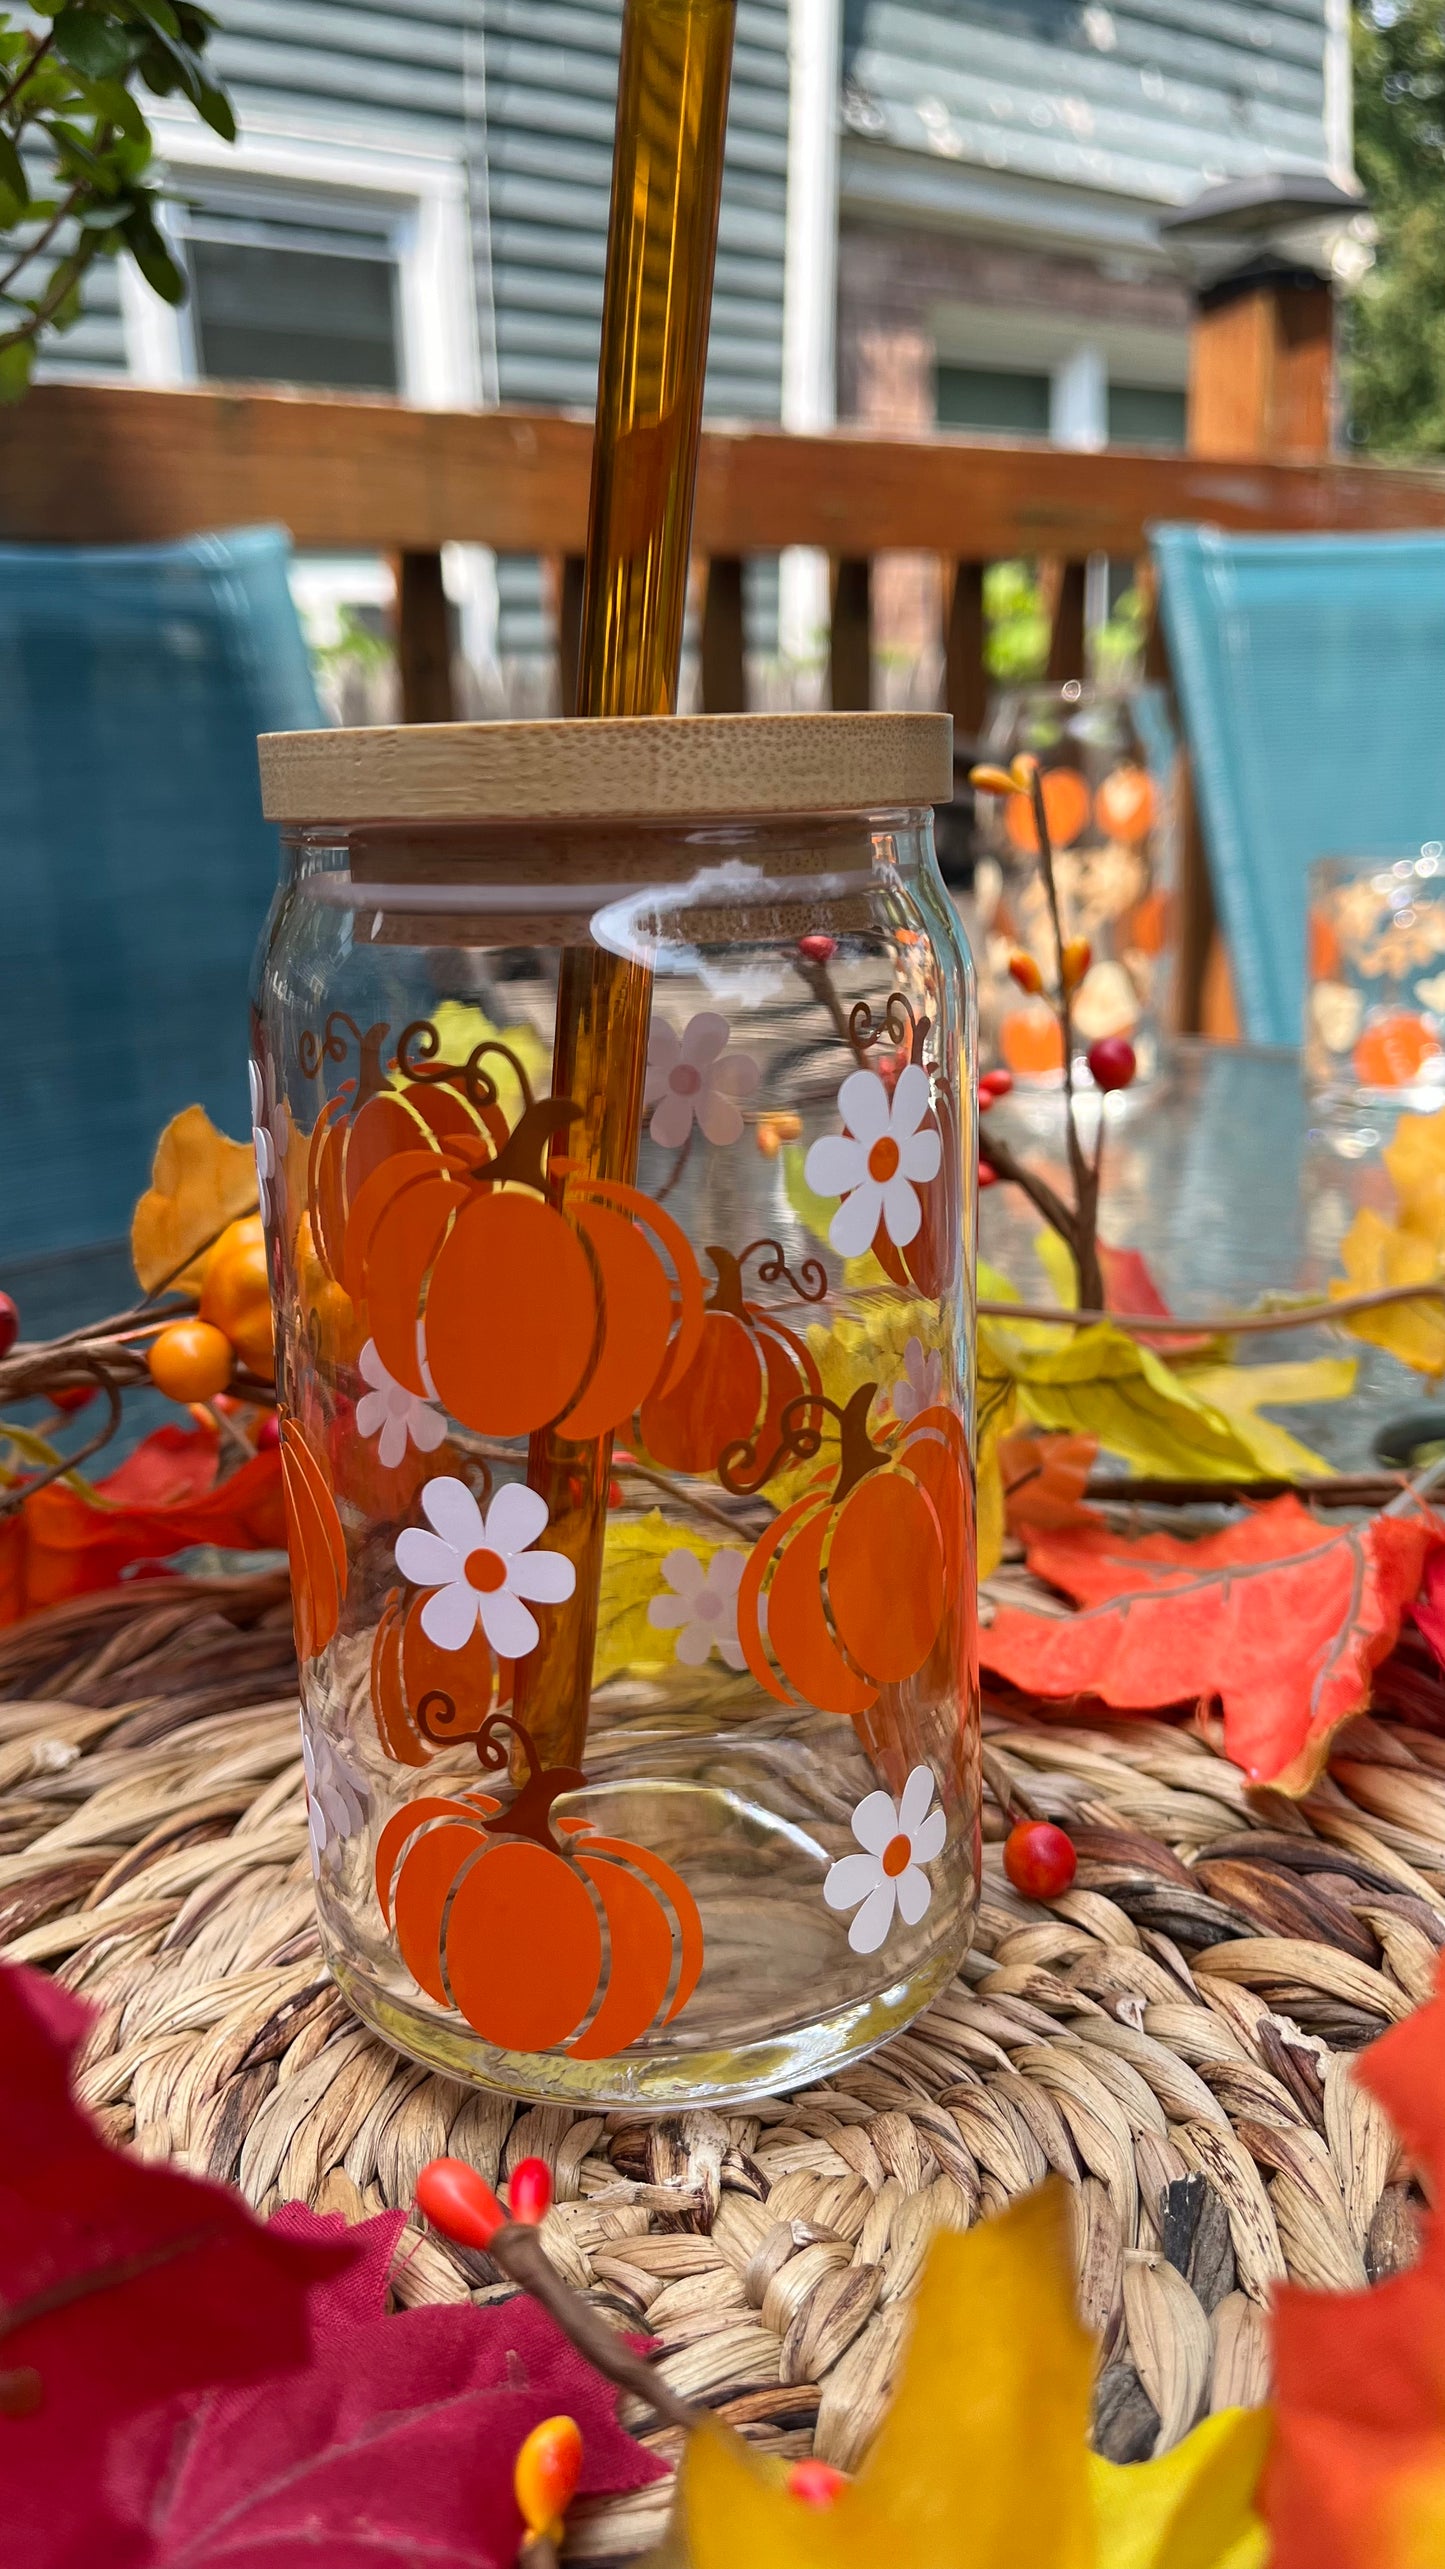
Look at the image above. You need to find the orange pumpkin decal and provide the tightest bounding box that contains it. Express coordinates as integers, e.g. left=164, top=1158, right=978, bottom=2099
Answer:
left=1094, top=762, right=1157, bottom=845
left=300, top=1012, right=508, bottom=1290
left=636, top=1238, right=824, bottom=1476
left=370, top=1583, right=513, bottom=1766
left=377, top=1713, right=705, bottom=2057
left=723, top=1383, right=968, bottom=1720
left=1004, top=764, right=1091, bottom=856
left=279, top=1412, right=348, bottom=1659
left=355, top=1043, right=706, bottom=1441
left=1353, top=1012, right=1442, bottom=1091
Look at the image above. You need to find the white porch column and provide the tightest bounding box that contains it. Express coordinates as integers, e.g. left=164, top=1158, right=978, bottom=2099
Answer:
left=779, top=0, right=842, bottom=672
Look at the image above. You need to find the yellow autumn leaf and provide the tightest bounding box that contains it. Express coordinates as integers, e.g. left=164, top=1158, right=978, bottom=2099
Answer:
left=1384, top=1105, right=1445, bottom=1242
left=1332, top=1204, right=1445, bottom=1381
left=1172, top=1357, right=1354, bottom=1481
left=675, top=2185, right=1267, bottom=2569
left=994, top=1318, right=1276, bottom=1483
left=977, top=1341, right=1018, bottom=1580
left=429, top=998, right=552, bottom=1127
left=130, top=1105, right=258, bottom=1294
left=593, top=1508, right=722, bottom=1688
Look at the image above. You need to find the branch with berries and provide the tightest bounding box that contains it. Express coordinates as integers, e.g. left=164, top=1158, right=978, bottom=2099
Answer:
left=970, top=756, right=1137, bottom=1314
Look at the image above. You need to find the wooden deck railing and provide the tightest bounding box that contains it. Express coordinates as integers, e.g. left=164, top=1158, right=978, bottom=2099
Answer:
left=8, top=379, right=1445, bottom=1019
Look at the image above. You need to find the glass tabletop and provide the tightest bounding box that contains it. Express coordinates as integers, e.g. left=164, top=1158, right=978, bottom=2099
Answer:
left=978, top=1038, right=1440, bottom=1476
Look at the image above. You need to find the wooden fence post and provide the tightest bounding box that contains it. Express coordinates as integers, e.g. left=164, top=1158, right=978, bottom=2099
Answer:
left=394, top=551, right=456, bottom=724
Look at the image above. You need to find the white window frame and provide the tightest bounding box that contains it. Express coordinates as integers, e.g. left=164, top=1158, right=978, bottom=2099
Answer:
left=121, top=107, right=495, bottom=671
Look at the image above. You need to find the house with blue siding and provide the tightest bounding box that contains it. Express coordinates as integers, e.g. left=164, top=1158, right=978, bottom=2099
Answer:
left=54, top=0, right=1349, bottom=691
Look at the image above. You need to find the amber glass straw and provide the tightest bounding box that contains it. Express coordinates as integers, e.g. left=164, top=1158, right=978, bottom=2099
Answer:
left=513, top=0, right=737, bottom=1767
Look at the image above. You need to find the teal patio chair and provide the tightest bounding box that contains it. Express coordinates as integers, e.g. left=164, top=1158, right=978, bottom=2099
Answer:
left=1, top=525, right=321, bottom=1337
left=1150, top=524, right=1445, bottom=1047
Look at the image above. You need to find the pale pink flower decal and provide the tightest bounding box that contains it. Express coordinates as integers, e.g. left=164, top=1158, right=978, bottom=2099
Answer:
left=395, top=1476, right=575, bottom=1662
left=645, top=1011, right=759, bottom=1149
left=355, top=1337, right=447, bottom=1470
left=647, top=1547, right=748, bottom=1669
left=804, top=1065, right=941, bottom=1258
left=891, top=1335, right=943, bottom=1426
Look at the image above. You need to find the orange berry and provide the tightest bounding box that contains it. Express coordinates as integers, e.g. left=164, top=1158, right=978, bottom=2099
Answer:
left=1007, top=951, right=1044, bottom=996
left=514, top=2416, right=583, bottom=2540
left=148, top=1320, right=234, bottom=1403
left=967, top=763, right=1018, bottom=796
left=1060, top=936, right=1092, bottom=994
left=199, top=1215, right=274, bottom=1379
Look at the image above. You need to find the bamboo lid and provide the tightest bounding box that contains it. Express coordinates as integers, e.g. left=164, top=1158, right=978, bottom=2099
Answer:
left=257, top=712, right=953, bottom=825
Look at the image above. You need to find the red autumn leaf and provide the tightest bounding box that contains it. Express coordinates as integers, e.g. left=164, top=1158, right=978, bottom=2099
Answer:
left=95, top=1420, right=225, bottom=1509
left=979, top=1495, right=1439, bottom=1790
left=0, top=1961, right=357, bottom=2534
left=1, top=1431, right=284, bottom=1624
left=1266, top=1959, right=1445, bottom=2569
left=1411, top=1547, right=1445, bottom=1675
left=999, top=1428, right=1098, bottom=1532
left=1097, top=1241, right=1214, bottom=1356
left=99, top=2280, right=667, bottom=2569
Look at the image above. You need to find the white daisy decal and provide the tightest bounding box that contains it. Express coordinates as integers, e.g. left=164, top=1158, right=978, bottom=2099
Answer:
left=647, top=1547, right=748, bottom=1669
left=355, top=1337, right=447, bottom=1470
left=249, top=1058, right=290, bottom=1230
left=804, top=1065, right=941, bottom=1259
left=645, top=1011, right=760, bottom=1150
left=395, top=1476, right=575, bottom=1662
left=890, top=1335, right=943, bottom=1426
left=823, top=1765, right=946, bottom=1955
left=302, top=1724, right=368, bottom=1878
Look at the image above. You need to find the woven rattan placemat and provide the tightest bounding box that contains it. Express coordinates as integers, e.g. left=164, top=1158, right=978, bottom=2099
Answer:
left=3, top=1574, right=1441, bottom=2559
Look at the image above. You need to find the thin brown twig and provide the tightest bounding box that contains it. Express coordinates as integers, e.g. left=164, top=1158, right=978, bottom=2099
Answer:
left=979, top=1281, right=1445, bottom=1337
left=978, top=1130, right=1079, bottom=1248
left=487, top=2222, right=701, bottom=2433
left=0, top=29, right=53, bottom=122
left=0, top=1377, right=123, bottom=1514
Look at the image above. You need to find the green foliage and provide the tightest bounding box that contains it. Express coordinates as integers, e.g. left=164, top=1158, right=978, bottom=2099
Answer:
left=1347, top=0, right=1445, bottom=456
left=983, top=561, right=1147, bottom=688
left=0, top=1, right=233, bottom=401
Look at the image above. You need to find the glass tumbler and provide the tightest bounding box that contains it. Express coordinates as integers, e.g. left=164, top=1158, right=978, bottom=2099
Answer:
left=974, top=682, right=1176, bottom=1084
left=253, top=712, right=980, bottom=2108
left=1306, top=846, right=1445, bottom=1117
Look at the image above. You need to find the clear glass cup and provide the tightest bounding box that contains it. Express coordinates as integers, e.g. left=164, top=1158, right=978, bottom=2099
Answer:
left=252, top=714, right=980, bottom=2109
left=973, top=682, right=1177, bottom=1085
left=1306, top=846, right=1445, bottom=1121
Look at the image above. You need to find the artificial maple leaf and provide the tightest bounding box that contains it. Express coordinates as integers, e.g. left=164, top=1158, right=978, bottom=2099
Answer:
left=1413, top=1547, right=1445, bottom=1674
left=97, top=2249, right=666, bottom=2569
left=672, top=2184, right=1267, bottom=2569
left=1265, top=1959, right=1445, bottom=2569
left=1171, top=1356, right=1356, bottom=1483
left=979, top=1495, right=1438, bottom=1791
left=0, top=1962, right=357, bottom=2539
left=999, top=1427, right=1098, bottom=1532
left=130, top=1104, right=259, bottom=1294
left=1331, top=1204, right=1445, bottom=1381
left=3, top=1435, right=284, bottom=1624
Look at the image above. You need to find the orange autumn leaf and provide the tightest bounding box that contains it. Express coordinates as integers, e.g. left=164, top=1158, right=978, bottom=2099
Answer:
left=1266, top=1961, right=1445, bottom=2569
left=999, top=1429, right=1097, bottom=1532
left=1, top=1425, right=285, bottom=1624
left=979, top=1496, right=1438, bottom=1791
left=131, top=1105, right=259, bottom=1295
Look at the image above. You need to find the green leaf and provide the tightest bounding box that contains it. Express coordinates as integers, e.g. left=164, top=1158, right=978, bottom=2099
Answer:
left=127, top=0, right=184, bottom=37
left=193, top=75, right=233, bottom=140
left=84, top=76, right=148, bottom=142
left=122, top=203, right=182, bottom=302
left=0, top=334, right=36, bottom=402
left=52, top=9, right=135, bottom=79
left=78, top=194, right=135, bottom=226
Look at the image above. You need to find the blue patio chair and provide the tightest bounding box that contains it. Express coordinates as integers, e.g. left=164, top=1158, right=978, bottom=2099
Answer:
left=1, top=525, right=321, bottom=1337
left=1150, top=524, right=1445, bottom=1047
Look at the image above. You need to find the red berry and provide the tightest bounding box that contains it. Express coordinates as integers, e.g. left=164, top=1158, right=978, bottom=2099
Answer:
left=787, top=2460, right=849, bottom=2508
left=255, top=1410, right=282, bottom=1451
left=979, top=1069, right=1013, bottom=1104
left=798, top=933, right=837, bottom=965
left=1003, top=1819, right=1077, bottom=1901
left=509, top=2156, right=553, bottom=2225
left=1086, top=1036, right=1137, bottom=1094
left=416, top=2157, right=507, bottom=2250
left=50, top=1384, right=96, bottom=1414
left=978, top=1162, right=998, bottom=1189
left=0, top=1292, right=17, bottom=1361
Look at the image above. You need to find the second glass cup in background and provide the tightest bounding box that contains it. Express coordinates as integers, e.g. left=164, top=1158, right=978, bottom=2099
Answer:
left=973, top=683, right=1177, bottom=1087
left=1306, top=846, right=1445, bottom=1142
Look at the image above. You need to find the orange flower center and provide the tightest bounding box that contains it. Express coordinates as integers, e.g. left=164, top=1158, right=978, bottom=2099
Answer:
left=464, top=1546, right=507, bottom=1594
left=867, top=1136, right=900, bottom=1182
left=881, top=1833, right=912, bottom=1879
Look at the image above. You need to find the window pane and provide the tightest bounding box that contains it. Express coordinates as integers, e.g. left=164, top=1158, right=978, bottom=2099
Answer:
left=1107, top=383, right=1187, bottom=449
left=936, top=363, right=1051, bottom=436
left=188, top=239, right=400, bottom=394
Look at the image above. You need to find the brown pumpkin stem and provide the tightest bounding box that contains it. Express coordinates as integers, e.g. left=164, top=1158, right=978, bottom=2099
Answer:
left=736, top=1238, right=828, bottom=1304
left=396, top=1023, right=542, bottom=1128
left=473, top=1095, right=580, bottom=1195
left=475, top=1712, right=586, bottom=1850
left=717, top=1379, right=885, bottom=1500
left=486, top=2222, right=702, bottom=2433
left=298, top=1010, right=391, bottom=1108
left=702, top=1246, right=747, bottom=1316
left=846, top=990, right=928, bottom=1067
